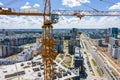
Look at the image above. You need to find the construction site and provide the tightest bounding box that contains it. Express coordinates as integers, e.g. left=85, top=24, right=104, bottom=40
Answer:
left=0, top=0, right=120, bottom=80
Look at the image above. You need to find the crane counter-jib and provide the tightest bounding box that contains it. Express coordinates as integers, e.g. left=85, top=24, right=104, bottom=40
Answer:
left=0, top=12, right=49, bottom=16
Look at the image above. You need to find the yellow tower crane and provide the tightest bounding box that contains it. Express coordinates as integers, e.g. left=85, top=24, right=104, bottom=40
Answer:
left=41, top=0, right=57, bottom=80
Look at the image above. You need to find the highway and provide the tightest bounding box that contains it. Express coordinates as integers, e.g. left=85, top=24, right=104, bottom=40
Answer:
left=81, top=49, right=101, bottom=80
left=80, top=34, right=118, bottom=80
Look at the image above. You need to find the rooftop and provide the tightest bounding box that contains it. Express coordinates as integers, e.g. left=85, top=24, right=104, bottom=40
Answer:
left=0, top=55, right=77, bottom=80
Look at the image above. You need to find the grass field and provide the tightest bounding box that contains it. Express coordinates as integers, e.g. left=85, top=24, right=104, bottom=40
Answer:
left=92, top=59, right=97, bottom=66
left=97, top=68, right=103, bottom=77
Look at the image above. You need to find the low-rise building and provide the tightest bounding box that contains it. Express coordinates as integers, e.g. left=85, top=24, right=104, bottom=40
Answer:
left=109, top=37, right=118, bottom=46
left=112, top=45, right=119, bottom=59
left=118, top=48, right=120, bottom=62
left=18, top=44, right=42, bottom=61
left=97, top=39, right=102, bottom=46
left=108, top=44, right=113, bottom=54
left=18, top=49, right=33, bottom=61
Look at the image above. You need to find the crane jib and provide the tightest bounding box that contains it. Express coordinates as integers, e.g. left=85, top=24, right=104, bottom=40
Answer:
left=0, top=10, right=120, bottom=16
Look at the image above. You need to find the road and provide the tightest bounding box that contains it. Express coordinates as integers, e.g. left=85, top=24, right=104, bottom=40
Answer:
left=80, top=34, right=115, bottom=80
left=81, top=48, right=102, bottom=80
left=91, top=38, right=120, bottom=78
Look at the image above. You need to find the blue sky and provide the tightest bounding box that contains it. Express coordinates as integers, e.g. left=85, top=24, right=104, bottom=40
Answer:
left=0, top=0, right=119, bottom=10
left=0, top=0, right=120, bottom=29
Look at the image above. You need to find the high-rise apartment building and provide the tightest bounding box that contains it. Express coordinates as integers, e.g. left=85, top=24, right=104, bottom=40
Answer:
left=110, top=28, right=118, bottom=38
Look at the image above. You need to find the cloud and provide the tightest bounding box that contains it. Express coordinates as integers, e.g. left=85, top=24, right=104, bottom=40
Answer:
left=0, top=2, right=3, bottom=6
left=0, top=16, right=43, bottom=29
left=109, top=2, right=120, bottom=10
left=20, top=2, right=40, bottom=10
left=54, top=16, right=120, bottom=29
left=25, top=2, right=29, bottom=5
left=20, top=2, right=31, bottom=9
left=21, top=6, right=31, bottom=9
left=0, top=15, right=120, bottom=29
left=33, top=4, right=40, bottom=8
left=62, top=0, right=90, bottom=7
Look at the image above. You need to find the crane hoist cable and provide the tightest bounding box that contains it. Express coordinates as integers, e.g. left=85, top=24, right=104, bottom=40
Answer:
left=82, top=3, right=100, bottom=12
left=99, top=0, right=116, bottom=5
left=76, top=0, right=99, bottom=12
left=73, top=0, right=100, bottom=19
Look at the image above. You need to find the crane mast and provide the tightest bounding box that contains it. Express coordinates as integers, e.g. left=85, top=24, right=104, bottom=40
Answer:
left=41, top=0, right=57, bottom=80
